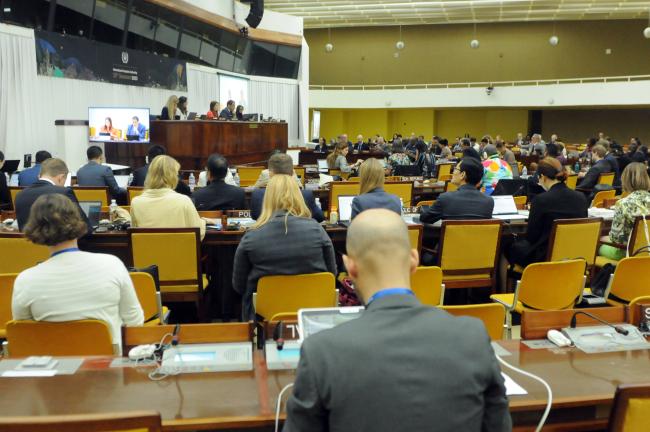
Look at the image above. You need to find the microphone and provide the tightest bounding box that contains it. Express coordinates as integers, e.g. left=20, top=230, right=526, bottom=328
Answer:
left=570, top=311, right=629, bottom=336
left=171, top=323, right=181, bottom=346
left=273, top=321, right=285, bottom=351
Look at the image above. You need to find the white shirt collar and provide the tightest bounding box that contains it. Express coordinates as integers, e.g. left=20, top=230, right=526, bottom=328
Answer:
left=40, top=177, right=56, bottom=186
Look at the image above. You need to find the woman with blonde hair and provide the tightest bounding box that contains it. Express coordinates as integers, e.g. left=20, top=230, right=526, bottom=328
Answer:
left=351, top=158, right=401, bottom=219
left=130, top=155, right=212, bottom=240
left=598, top=162, right=650, bottom=260
left=160, top=95, right=178, bottom=120
left=327, top=142, right=362, bottom=174
left=232, top=174, right=337, bottom=320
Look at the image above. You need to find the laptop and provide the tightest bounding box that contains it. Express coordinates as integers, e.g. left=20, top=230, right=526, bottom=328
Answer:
left=492, top=195, right=518, bottom=216
left=78, top=201, right=102, bottom=229
left=126, top=134, right=140, bottom=141
left=114, top=175, right=130, bottom=188
left=317, top=159, right=329, bottom=174
left=242, top=113, right=258, bottom=121
left=509, top=162, right=520, bottom=179
left=297, top=307, right=365, bottom=342
left=337, top=195, right=356, bottom=226
left=187, top=112, right=198, bottom=120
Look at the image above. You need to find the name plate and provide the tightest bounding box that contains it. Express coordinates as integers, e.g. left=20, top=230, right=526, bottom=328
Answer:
left=226, top=210, right=251, bottom=218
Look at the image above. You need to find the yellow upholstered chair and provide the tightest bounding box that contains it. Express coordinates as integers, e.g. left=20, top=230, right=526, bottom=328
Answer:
left=328, top=182, right=361, bottom=213
left=441, top=303, right=506, bottom=340
left=454, top=152, right=463, bottom=159
left=444, top=181, right=458, bottom=192
left=128, top=228, right=205, bottom=316
left=328, top=168, right=351, bottom=180
left=437, top=220, right=503, bottom=291
left=89, top=126, right=96, bottom=137
left=566, top=174, right=578, bottom=190
left=416, top=200, right=434, bottom=208
left=411, top=266, right=444, bottom=306
left=72, top=186, right=110, bottom=206
left=597, top=172, right=615, bottom=186
left=385, top=176, right=402, bottom=182
left=608, top=383, right=650, bottom=432
left=6, top=319, right=114, bottom=357
left=605, top=257, right=650, bottom=306
left=236, top=166, right=265, bottom=187
left=8, top=186, right=24, bottom=209
left=0, top=411, right=162, bottom=432
left=513, top=195, right=527, bottom=209
left=0, top=233, right=50, bottom=273
left=127, top=187, right=145, bottom=204
left=436, top=163, right=455, bottom=182
left=294, top=166, right=306, bottom=186
left=0, top=273, right=17, bottom=339
left=491, top=259, right=586, bottom=336
left=254, top=273, right=337, bottom=320
left=384, top=181, right=413, bottom=207
left=591, top=190, right=616, bottom=208
left=408, top=224, right=423, bottom=255
left=597, top=216, right=650, bottom=268
left=130, top=272, right=169, bottom=326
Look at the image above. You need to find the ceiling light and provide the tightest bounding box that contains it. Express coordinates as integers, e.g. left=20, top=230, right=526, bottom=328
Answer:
left=325, top=27, right=333, bottom=53
left=644, top=27, right=650, bottom=39
left=325, top=43, right=333, bottom=52
left=396, top=40, right=405, bottom=50
left=470, top=39, right=480, bottom=49
left=549, top=35, right=559, bottom=46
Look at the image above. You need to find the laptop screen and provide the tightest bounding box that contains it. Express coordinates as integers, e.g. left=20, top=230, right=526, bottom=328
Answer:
left=509, top=162, right=520, bottom=178
left=115, top=175, right=130, bottom=188
left=492, top=195, right=518, bottom=215
left=78, top=201, right=102, bottom=227
left=317, top=159, right=328, bottom=173
left=337, top=195, right=356, bottom=222
left=298, top=307, right=365, bottom=342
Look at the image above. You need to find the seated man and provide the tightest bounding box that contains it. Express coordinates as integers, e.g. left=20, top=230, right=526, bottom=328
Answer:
left=353, top=134, right=369, bottom=152
left=250, top=153, right=323, bottom=222
left=254, top=150, right=302, bottom=189
left=283, top=209, right=511, bottom=432
left=131, top=144, right=191, bottom=197
left=14, top=158, right=90, bottom=231
left=482, top=144, right=513, bottom=194
left=577, top=144, right=613, bottom=190
left=192, top=154, right=245, bottom=211
left=18, top=150, right=51, bottom=186
left=76, top=146, right=125, bottom=201
left=126, top=116, right=147, bottom=140
left=420, top=158, right=494, bottom=224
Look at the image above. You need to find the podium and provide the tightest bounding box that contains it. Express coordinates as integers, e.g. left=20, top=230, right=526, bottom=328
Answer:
left=104, top=120, right=288, bottom=171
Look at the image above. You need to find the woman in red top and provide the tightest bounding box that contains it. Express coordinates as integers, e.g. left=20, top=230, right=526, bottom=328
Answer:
left=206, top=101, right=220, bottom=119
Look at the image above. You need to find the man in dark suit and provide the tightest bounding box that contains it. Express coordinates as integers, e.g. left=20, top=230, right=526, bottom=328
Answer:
left=76, top=146, right=125, bottom=201
left=131, top=145, right=191, bottom=197
left=353, top=134, right=369, bottom=152
left=460, top=138, right=481, bottom=161
left=577, top=144, right=613, bottom=191
left=192, top=154, right=245, bottom=211
left=420, top=158, right=494, bottom=224
left=15, top=158, right=90, bottom=232
left=284, top=209, right=511, bottom=432
left=250, top=154, right=324, bottom=222
left=18, top=150, right=51, bottom=187
left=219, top=100, right=235, bottom=120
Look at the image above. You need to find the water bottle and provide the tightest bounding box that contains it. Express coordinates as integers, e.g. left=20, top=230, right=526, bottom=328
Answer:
left=127, top=172, right=133, bottom=186
left=400, top=198, right=404, bottom=212
left=109, top=199, right=118, bottom=221
left=234, top=171, right=241, bottom=187
left=330, top=210, right=338, bottom=225
left=188, top=172, right=196, bottom=192
left=315, top=198, right=322, bottom=209
left=522, top=166, right=528, bottom=177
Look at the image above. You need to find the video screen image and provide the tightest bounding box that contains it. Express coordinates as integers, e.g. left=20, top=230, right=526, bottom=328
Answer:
left=89, top=107, right=150, bottom=143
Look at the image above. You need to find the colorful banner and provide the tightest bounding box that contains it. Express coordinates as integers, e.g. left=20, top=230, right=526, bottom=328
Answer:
left=35, top=30, right=187, bottom=91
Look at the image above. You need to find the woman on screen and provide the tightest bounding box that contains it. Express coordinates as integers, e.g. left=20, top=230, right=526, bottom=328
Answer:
left=160, top=95, right=178, bottom=120
left=236, top=105, right=244, bottom=121
left=206, top=101, right=220, bottom=119
left=100, top=117, right=120, bottom=140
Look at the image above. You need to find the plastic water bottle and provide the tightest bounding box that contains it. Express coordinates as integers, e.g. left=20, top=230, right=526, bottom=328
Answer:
left=234, top=171, right=240, bottom=187
left=330, top=210, right=338, bottom=224
left=127, top=173, right=133, bottom=186
left=109, top=199, right=118, bottom=221
left=522, top=166, right=528, bottom=177
left=188, top=172, right=196, bottom=192
left=315, top=198, right=322, bottom=209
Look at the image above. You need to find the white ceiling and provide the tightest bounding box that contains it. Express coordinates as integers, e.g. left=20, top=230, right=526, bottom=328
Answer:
left=264, top=0, right=650, bottom=29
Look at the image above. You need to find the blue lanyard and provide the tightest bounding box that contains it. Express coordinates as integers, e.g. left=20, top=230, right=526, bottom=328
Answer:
left=367, top=288, right=414, bottom=305
left=51, top=247, right=80, bottom=257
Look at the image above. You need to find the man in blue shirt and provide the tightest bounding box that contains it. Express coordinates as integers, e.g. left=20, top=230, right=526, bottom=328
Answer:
left=18, top=150, right=51, bottom=186
left=126, top=116, right=147, bottom=140
left=219, top=100, right=235, bottom=119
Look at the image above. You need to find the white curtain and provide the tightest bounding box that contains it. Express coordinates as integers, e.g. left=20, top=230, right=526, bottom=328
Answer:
left=0, top=24, right=39, bottom=160
left=187, top=64, right=220, bottom=117
left=249, top=78, right=300, bottom=145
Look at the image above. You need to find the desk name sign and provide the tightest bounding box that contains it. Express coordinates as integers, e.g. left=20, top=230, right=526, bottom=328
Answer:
left=401, top=176, right=424, bottom=182
left=639, top=303, right=650, bottom=334
left=226, top=210, right=251, bottom=218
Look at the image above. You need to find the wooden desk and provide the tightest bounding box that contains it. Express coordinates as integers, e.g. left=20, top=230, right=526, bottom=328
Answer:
left=1, top=340, right=647, bottom=430
left=104, top=120, right=288, bottom=171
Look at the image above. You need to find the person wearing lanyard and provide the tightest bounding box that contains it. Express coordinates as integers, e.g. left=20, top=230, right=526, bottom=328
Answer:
left=284, top=209, right=511, bottom=432
left=11, top=194, right=144, bottom=354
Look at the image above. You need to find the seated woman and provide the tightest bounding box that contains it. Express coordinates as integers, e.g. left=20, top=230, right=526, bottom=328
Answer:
left=12, top=194, right=144, bottom=353
left=160, top=95, right=178, bottom=120
left=232, top=174, right=337, bottom=320
left=327, top=142, right=362, bottom=175
left=236, top=105, right=245, bottom=121
left=500, top=158, right=588, bottom=288
left=599, top=162, right=650, bottom=261
left=130, top=155, right=212, bottom=240
left=387, top=141, right=412, bottom=173
left=351, top=159, right=401, bottom=219
left=206, top=100, right=220, bottom=119
left=314, top=137, right=329, bottom=153
left=99, top=117, right=120, bottom=140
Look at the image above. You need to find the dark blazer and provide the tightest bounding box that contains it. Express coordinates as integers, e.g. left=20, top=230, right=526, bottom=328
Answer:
left=15, top=180, right=91, bottom=232
left=463, top=147, right=481, bottom=161
left=76, top=161, right=123, bottom=198
left=284, top=294, right=511, bottom=432
left=351, top=187, right=401, bottom=219
left=232, top=212, right=337, bottom=320
left=192, top=180, right=245, bottom=211
left=18, top=164, right=41, bottom=186
left=420, top=184, right=494, bottom=224
left=0, top=172, right=10, bottom=207
left=250, top=188, right=324, bottom=222
left=219, top=108, right=233, bottom=119
left=131, top=164, right=192, bottom=197
left=160, top=107, right=179, bottom=121
left=314, top=144, right=328, bottom=153
left=604, top=153, right=621, bottom=187
left=507, top=182, right=588, bottom=266
left=353, top=142, right=370, bottom=152
left=577, top=159, right=614, bottom=190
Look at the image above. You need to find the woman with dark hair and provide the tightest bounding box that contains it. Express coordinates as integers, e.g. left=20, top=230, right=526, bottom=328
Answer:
left=500, top=158, right=588, bottom=288
left=206, top=101, right=220, bottom=119
left=314, top=137, right=328, bottom=153
left=12, top=194, right=143, bottom=353
left=236, top=105, right=244, bottom=121
left=327, top=142, right=362, bottom=174
left=99, top=117, right=119, bottom=140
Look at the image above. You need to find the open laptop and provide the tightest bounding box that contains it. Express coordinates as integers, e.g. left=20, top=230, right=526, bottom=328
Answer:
left=509, top=162, right=520, bottom=179
left=492, top=195, right=518, bottom=216
left=114, top=175, right=130, bottom=188
left=187, top=112, right=198, bottom=120
left=126, top=134, right=140, bottom=141
left=78, top=201, right=102, bottom=229
left=317, top=159, right=329, bottom=174
left=337, top=195, right=356, bottom=227
left=297, top=307, right=365, bottom=342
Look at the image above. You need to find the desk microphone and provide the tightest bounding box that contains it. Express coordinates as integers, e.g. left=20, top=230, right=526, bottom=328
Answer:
left=569, top=311, right=629, bottom=335
left=171, top=323, right=181, bottom=346
left=273, top=321, right=285, bottom=351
